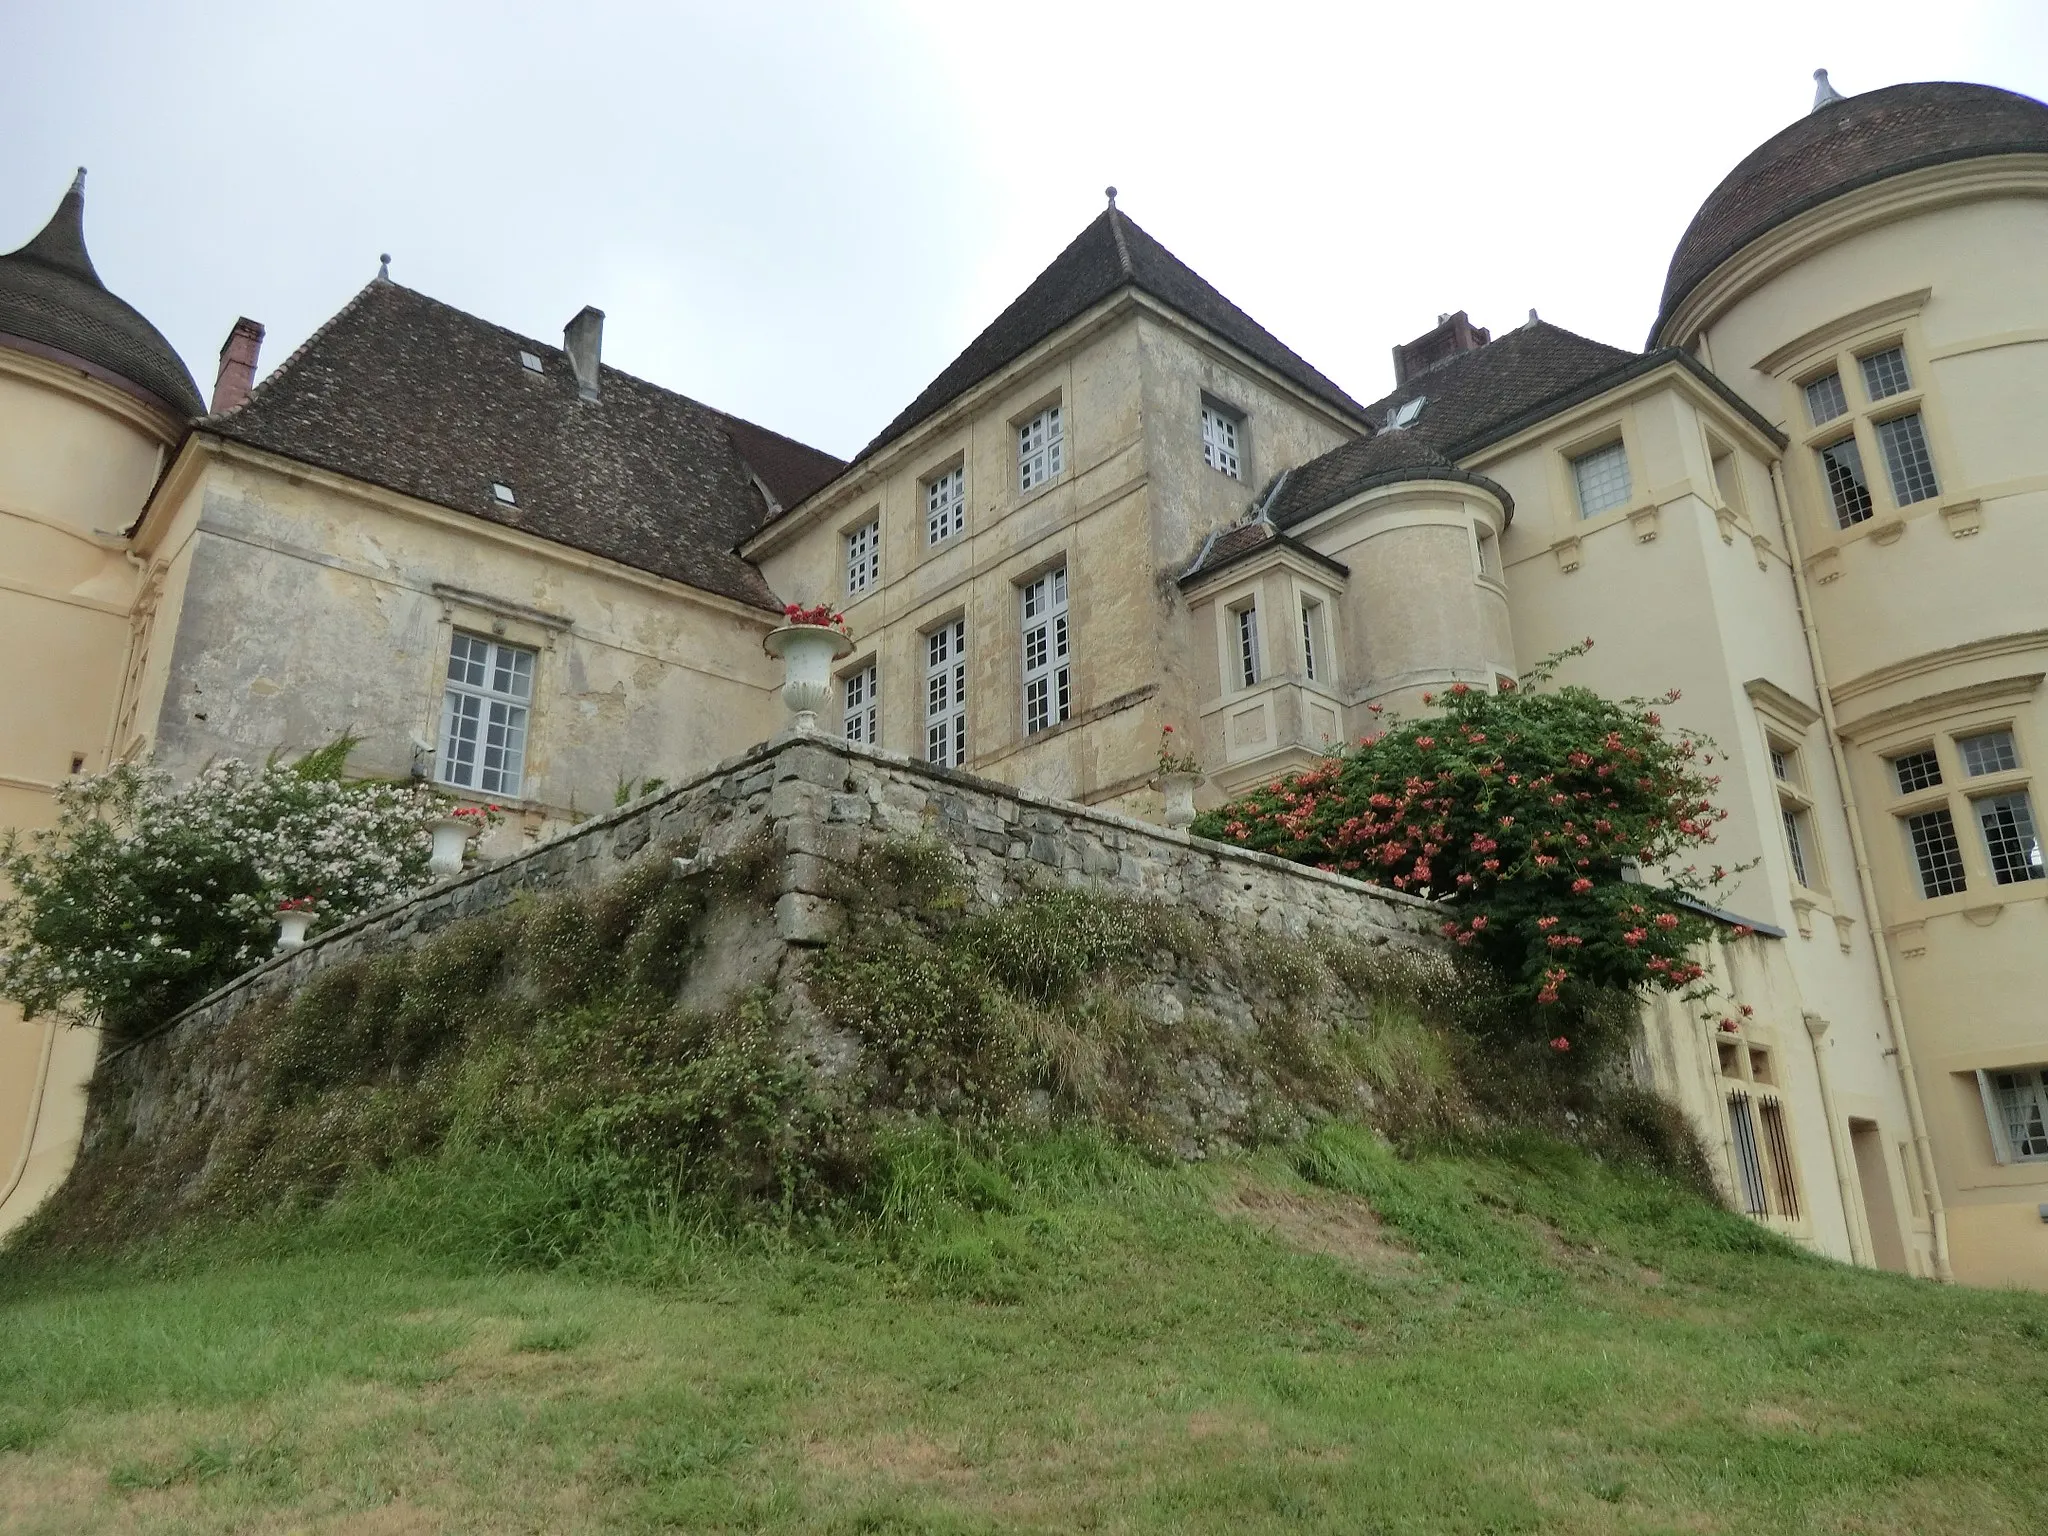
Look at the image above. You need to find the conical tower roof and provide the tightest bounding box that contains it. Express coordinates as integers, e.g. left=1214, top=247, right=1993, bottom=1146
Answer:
left=0, top=170, right=203, bottom=419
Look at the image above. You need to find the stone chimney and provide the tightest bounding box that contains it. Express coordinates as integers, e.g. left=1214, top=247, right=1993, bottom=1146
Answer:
left=563, top=306, right=604, bottom=403
left=209, top=317, right=265, bottom=414
left=1391, top=310, right=1491, bottom=386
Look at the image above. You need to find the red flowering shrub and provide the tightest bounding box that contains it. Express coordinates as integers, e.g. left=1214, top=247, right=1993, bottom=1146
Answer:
left=1193, top=647, right=1731, bottom=1019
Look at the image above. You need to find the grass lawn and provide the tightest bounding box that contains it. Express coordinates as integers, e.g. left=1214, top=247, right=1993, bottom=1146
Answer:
left=2, top=1128, right=2044, bottom=1534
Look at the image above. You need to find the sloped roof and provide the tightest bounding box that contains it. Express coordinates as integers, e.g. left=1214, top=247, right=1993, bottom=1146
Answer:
left=1361, top=322, right=1639, bottom=457
left=1263, top=430, right=1514, bottom=529
left=853, top=203, right=1371, bottom=464
left=1654, top=80, right=2048, bottom=343
left=0, top=171, right=203, bottom=419
left=204, top=280, right=842, bottom=609
left=1178, top=516, right=1349, bottom=587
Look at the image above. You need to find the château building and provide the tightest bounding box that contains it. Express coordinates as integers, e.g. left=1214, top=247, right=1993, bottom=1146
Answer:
left=3, top=73, right=2044, bottom=1287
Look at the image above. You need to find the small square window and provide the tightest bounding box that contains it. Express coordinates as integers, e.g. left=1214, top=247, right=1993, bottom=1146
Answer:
left=1859, top=346, right=1912, bottom=402
left=1201, top=405, right=1242, bottom=480
left=519, top=350, right=544, bottom=373
left=1891, top=748, right=1944, bottom=795
left=1958, top=729, right=2019, bottom=777
left=1018, top=405, right=1064, bottom=493
left=1816, top=436, right=1873, bottom=528
left=1875, top=412, right=1939, bottom=506
left=1571, top=441, right=1631, bottom=518
left=1905, top=807, right=1968, bottom=897
left=491, top=482, right=517, bottom=505
left=1974, top=791, right=2045, bottom=885
left=925, top=467, right=965, bottom=545
left=1804, top=372, right=1849, bottom=426
left=845, top=518, right=880, bottom=597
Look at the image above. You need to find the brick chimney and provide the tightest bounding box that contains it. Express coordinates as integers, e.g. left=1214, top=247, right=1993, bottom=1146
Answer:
left=1391, top=310, right=1491, bottom=386
left=209, top=317, right=265, bottom=414
left=563, top=306, right=604, bottom=403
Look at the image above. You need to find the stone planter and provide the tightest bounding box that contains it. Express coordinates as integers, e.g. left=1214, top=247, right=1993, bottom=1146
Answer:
left=1160, top=771, right=1201, bottom=830
left=428, top=816, right=473, bottom=879
left=763, top=622, right=856, bottom=732
left=275, top=908, right=313, bottom=951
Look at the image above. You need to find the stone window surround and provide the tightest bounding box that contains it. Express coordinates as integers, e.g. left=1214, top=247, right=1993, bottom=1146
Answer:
left=920, top=451, right=968, bottom=548
left=842, top=509, right=882, bottom=600
left=1199, top=390, right=1248, bottom=483
left=1012, top=390, right=1065, bottom=496
left=1548, top=413, right=1652, bottom=541
left=424, top=587, right=567, bottom=813
left=1186, top=550, right=1347, bottom=713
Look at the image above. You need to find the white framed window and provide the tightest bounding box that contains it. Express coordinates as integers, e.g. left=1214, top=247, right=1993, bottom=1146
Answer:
left=438, top=631, right=534, bottom=797
left=1021, top=566, right=1070, bottom=734
left=924, top=620, right=967, bottom=767
left=1234, top=604, right=1261, bottom=689
left=1018, top=405, right=1063, bottom=493
left=1804, top=371, right=1849, bottom=426
left=845, top=517, right=880, bottom=597
left=1891, top=747, right=1943, bottom=794
left=1874, top=412, right=1939, bottom=506
left=1959, top=729, right=2020, bottom=778
left=1201, top=404, right=1242, bottom=480
left=1905, top=807, right=1968, bottom=897
left=1816, top=435, right=1874, bottom=528
left=925, top=466, right=965, bottom=545
left=1300, top=598, right=1324, bottom=684
left=841, top=662, right=878, bottom=745
left=1973, top=791, right=2045, bottom=885
left=1981, top=1067, right=2048, bottom=1163
left=1782, top=806, right=1816, bottom=888
left=1859, top=345, right=1912, bottom=402
left=1570, top=441, right=1631, bottom=518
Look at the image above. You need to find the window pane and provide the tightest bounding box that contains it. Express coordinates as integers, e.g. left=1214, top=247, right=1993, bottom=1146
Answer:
left=1237, top=606, right=1260, bottom=688
left=1572, top=442, right=1631, bottom=518
left=925, top=467, right=964, bottom=545
left=1874, top=413, right=1938, bottom=506
left=1782, top=807, right=1811, bottom=887
left=1974, top=792, right=2045, bottom=885
left=1817, top=436, right=1873, bottom=528
left=1021, top=567, right=1070, bottom=733
left=841, top=664, right=877, bottom=745
left=1993, top=1070, right=2048, bottom=1159
left=1859, top=346, right=1912, bottom=402
left=845, top=519, right=879, bottom=595
left=1300, top=601, right=1319, bottom=683
left=1891, top=749, right=1943, bottom=795
left=1804, top=372, right=1848, bottom=426
left=1202, top=406, right=1241, bottom=479
left=438, top=633, right=534, bottom=797
left=1958, top=730, right=2018, bottom=777
left=925, top=619, right=967, bottom=767
left=1906, top=807, right=1967, bottom=897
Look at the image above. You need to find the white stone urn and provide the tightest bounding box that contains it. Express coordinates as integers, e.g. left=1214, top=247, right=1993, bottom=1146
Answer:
left=1160, top=771, right=1201, bottom=830
left=428, top=815, right=473, bottom=878
left=275, top=906, right=313, bottom=951
left=764, top=621, right=855, bottom=732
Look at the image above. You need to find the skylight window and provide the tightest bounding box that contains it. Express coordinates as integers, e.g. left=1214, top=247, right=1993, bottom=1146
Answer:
left=519, top=350, right=544, bottom=373
left=491, top=482, right=517, bottom=504
left=1386, top=396, right=1426, bottom=430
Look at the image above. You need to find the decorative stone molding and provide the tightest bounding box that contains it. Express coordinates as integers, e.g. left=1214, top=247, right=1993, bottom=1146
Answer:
left=1963, top=902, right=2004, bottom=928
left=1551, top=535, right=1582, bottom=574
left=1628, top=504, right=1659, bottom=543
left=1750, top=532, right=1773, bottom=570
left=1869, top=517, right=1906, bottom=546
left=1805, top=546, right=1843, bottom=585
left=1940, top=498, right=1983, bottom=538
left=1789, top=895, right=1820, bottom=939
left=1831, top=913, right=1855, bottom=955
left=1890, top=920, right=1928, bottom=959
left=1714, top=507, right=1739, bottom=545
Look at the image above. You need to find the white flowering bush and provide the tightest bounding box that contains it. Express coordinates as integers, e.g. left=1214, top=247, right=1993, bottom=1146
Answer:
left=0, top=746, right=447, bottom=1039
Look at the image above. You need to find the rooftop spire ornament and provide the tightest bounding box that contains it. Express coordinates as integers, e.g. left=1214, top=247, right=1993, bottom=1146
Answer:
left=1812, top=68, right=1846, bottom=112
left=376, top=252, right=392, bottom=283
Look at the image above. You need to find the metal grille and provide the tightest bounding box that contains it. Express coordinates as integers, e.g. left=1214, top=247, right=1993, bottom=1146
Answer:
left=1021, top=567, right=1070, bottom=734
left=1804, top=371, right=1848, bottom=426
left=845, top=518, right=880, bottom=596
left=1992, top=1069, right=2048, bottom=1159
left=1782, top=806, right=1812, bottom=887
left=1236, top=605, right=1260, bottom=688
left=1859, top=346, right=1912, bottom=401
left=1974, top=791, right=2045, bottom=885
left=841, top=664, right=878, bottom=745
left=924, top=620, right=968, bottom=767
left=1571, top=441, right=1631, bottom=518
left=1300, top=601, right=1321, bottom=683
left=1817, top=436, right=1874, bottom=527
left=1018, top=406, right=1063, bottom=492
left=1875, top=412, right=1939, bottom=505
left=925, top=467, right=965, bottom=544
left=1958, top=729, right=2018, bottom=777
left=439, top=632, right=533, bottom=797
left=1727, top=1090, right=1770, bottom=1216
left=1906, top=807, right=1967, bottom=897
left=1758, top=1098, right=1801, bottom=1219
left=1892, top=749, right=1943, bottom=794
left=1202, top=406, right=1241, bottom=479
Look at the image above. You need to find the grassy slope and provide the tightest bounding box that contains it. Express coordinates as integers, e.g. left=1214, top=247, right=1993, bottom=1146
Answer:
left=2, top=1129, right=2045, bottom=1535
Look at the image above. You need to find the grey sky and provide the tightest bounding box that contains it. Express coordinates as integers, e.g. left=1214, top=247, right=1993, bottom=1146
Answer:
left=6, top=1, right=2046, bottom=459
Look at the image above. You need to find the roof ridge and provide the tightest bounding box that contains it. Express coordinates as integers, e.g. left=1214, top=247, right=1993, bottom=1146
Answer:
left=215, top=277, right=387, bottom=422
left=1105, top=189, right=1135, bottom=277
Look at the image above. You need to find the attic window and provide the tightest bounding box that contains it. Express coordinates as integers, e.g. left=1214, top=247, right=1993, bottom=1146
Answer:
left=519, top=351, right=544, bottom=373
left=1386, top=396, right=1426, bottom=430
left=491, top=482, right=517, bottom=505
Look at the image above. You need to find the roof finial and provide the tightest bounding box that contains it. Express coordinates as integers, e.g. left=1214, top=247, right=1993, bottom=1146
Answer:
left=376, top=252, right=392, bottom=283
left=1812, top=68, right=1846, bottom=112
left=69, top=167, right=86, bottom=196
left=1104, top=185, right=1118, bottom=210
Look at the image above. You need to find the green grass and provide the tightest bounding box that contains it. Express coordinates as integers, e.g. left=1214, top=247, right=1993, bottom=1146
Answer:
left=2, top=1129, right=2044, bottom=1533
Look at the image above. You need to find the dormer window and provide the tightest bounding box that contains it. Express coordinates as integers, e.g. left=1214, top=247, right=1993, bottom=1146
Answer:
left=519, top=350, right=544, bottom=373
left=491, top=482, right=517, bottom=504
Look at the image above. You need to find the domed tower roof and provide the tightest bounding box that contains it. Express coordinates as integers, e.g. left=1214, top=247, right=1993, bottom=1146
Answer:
left=1652, top=80, right=2048, bottom=345
left=0, top=170, right=203, bottom=419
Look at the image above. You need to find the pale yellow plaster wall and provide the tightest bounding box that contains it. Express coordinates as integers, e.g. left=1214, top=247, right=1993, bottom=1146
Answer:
left=0, top=348, right=179, bottom=1237
left=1676, top=177, right=2048, bottom=1285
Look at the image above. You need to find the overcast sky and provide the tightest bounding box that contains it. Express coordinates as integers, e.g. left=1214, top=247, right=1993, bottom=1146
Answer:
left=7, top=2, right=2046, bottom=458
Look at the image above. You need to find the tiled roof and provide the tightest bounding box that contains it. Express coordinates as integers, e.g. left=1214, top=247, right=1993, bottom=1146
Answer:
left=852, top=204, right=1371, bottom=465
left=1655, top=80, right=2048, bottom=343
left=1262, top=430, right=1514, bottom=529
left=1178, top=516, right=1349, bottom=587
left=1360, top=321, right=1638, bottom=457
left=203, top=280, right=842, bottom=609
left=0, top=171, right=203, bottom=419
